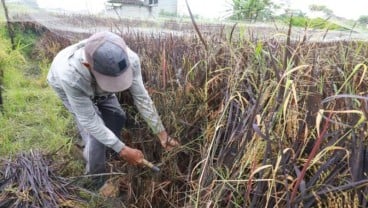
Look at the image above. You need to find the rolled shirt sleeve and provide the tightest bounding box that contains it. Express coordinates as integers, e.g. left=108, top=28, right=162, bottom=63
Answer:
left=48, top=42, right=162, bottom=154
left=47, top=42, right=125, bottom=153
left=128, top=51, right=165, bottom=134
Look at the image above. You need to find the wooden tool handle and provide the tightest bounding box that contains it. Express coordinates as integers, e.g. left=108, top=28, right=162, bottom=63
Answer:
left=142, top=159, right=160, bottom=172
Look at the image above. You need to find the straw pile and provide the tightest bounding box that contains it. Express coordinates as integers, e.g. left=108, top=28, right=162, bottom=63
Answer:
left=0, top=150, right=87, bottom=207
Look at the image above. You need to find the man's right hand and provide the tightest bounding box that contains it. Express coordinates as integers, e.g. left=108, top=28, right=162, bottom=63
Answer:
left=119, top=146, right=144, bottom=165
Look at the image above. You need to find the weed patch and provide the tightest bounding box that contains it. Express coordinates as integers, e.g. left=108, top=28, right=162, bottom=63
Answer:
left=0, top=24, right=75, bottom=157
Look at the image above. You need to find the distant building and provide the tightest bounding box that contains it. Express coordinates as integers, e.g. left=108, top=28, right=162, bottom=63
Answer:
left=105, top=0, right=183, bottom=19
left=104, top=0, right=232, bottom=19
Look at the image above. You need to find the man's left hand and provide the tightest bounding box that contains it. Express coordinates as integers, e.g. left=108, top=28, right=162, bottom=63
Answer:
left=157, top=131, right=180, bottom=151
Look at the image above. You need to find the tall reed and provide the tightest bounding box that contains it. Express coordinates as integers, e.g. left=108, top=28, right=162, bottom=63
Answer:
left=118, top=30, right=368, bottom=207
left=8, top=19, right=368, bottom=207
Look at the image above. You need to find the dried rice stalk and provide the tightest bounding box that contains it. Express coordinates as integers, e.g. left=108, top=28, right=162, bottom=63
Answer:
left=0, top=150, right=87, bottom=208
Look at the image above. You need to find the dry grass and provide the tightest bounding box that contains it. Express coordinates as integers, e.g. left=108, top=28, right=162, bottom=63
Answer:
left=109, top=28, right=368, bottom=207
left=5, top=20, right=368, bottom=207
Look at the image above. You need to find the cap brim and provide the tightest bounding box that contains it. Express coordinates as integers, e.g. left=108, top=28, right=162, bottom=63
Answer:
left=91, top=66, right=133, bottom=92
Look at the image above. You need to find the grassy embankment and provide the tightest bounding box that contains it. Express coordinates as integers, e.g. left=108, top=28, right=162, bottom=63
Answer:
left=0, top=24, right=77, bottom=161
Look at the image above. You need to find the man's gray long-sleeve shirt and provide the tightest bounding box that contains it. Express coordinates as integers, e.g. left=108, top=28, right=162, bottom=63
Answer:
left=47, top=39, right=165, bottom=153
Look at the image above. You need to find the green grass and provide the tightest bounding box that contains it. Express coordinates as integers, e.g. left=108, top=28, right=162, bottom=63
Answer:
left=0, top=26, right=74, bottom=157
left=282, top=16, right=344, bottom=30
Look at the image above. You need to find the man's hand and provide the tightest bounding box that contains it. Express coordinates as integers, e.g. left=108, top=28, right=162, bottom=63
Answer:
left=119, top=146, right=144, bottom=165
left=157, top=131, right=180, bottom=151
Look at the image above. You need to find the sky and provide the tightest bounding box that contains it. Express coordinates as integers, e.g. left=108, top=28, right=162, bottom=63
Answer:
left=37, top=0, right=106, bottom=13
left=274, top=0, right=368, bottom=20
left=36, top=0, right=368, bottom=20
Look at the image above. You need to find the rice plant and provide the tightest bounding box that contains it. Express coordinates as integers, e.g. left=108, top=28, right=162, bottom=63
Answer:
left=1, top=17, right=368, bottom=207
left=117, top=28, right=368, bottom=207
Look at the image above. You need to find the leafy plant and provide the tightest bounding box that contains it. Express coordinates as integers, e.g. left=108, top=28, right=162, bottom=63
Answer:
left=284, top=16, right=344, bottom=30
left=231, top=0, right=276, bottom=21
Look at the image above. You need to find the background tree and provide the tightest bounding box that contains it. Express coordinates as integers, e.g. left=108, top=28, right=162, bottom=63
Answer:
left=231, top=0, right=275, bottom=22
left=357, top=15, right=368, bottom=25
left=309, top=4, right=334, bottom=17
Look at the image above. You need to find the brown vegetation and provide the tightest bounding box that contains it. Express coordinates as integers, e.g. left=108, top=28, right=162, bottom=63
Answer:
left=3, top=20, right=368, bottom=207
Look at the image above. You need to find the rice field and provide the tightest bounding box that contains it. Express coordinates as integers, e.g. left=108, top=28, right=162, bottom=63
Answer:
left=1, top=16, right=368, bottom=207
left=119, top=22, right=368, bottom=207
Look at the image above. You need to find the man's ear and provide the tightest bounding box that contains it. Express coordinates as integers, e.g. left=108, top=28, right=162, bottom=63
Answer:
left=82, top=62, right=91, bottom=70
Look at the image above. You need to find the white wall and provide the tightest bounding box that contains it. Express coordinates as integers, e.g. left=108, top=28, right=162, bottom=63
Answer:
left=37, top=0, right=233, bottom=19
left=109, top=5, right=155, bottom=19
left=157, top=0, right=178, bottom=15
left=105, top=0, right=179, bottom=19
left=177, top=0, right=232, bottom=19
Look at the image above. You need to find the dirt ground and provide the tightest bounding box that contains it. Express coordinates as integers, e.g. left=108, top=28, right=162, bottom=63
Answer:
left=10, top=9, right=368, bottom=43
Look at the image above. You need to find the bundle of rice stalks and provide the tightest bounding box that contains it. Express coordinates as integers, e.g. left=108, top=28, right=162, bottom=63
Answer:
left=0, top=150, right=88, bottom=207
